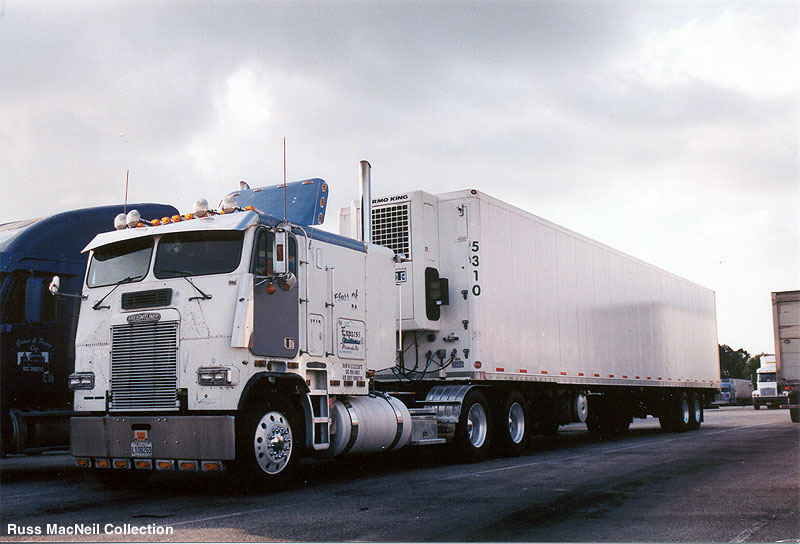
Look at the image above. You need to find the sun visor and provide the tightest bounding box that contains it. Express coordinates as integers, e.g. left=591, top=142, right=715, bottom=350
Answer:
left=82, top=211, right=260, bottom=253
left=229, top=178, right=329, bottom=226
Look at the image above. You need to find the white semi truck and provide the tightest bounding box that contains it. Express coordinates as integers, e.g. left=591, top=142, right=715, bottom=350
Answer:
left=63, top=162, right=720, bottom=487
left=752, top=355, right=782, bottom=409
left=771, top=291, right=800, bottom=422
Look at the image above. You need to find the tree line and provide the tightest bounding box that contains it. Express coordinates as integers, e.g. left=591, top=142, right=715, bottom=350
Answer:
left=719, top=344, right=766, bottom=386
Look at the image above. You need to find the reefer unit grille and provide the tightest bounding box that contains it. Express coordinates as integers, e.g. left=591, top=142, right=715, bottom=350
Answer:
left=372, top=203, right=411, bottom=257
left=110, top=321, right=179, bottom=411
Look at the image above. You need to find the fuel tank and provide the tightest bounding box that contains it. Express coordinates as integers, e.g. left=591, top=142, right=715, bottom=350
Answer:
left=329, top=394, right=412, bottom=456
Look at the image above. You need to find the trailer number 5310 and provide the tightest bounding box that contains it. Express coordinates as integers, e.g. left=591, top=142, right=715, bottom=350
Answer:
left=470, top=241, right=481, bottom=296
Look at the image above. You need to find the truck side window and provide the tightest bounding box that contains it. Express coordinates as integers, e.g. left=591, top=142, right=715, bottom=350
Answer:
left=252, top=230, right=297, bottom=276
left=0, top=271, right=57, bottom=324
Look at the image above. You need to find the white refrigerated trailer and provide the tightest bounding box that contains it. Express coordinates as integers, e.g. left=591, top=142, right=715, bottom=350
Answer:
left=341, top=184, right=720, bottom=455
left=66, top=162, right=720, bottom=487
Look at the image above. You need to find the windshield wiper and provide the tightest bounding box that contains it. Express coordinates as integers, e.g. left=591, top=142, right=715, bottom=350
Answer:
left=92, top=275, right=143, bottom=310
left=162, top=269, right=212, bottom=301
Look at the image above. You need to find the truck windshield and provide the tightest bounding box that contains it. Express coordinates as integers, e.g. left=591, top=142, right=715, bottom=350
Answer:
left=154, top=230, right=244, bottom=279
left=758, top=372, right=777, bottom=382
left=87, top=237, right=154, bottom=288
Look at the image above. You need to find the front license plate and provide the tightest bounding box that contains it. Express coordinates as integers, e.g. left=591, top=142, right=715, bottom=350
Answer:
left=131, top=441, right=153, bottom=458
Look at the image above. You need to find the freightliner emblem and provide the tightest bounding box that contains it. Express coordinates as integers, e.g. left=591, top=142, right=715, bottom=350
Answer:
left=127, top=313, right=161, bottom=323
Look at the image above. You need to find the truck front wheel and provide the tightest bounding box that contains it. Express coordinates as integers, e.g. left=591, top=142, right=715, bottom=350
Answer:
left=235, top=394, right=303, bottom=487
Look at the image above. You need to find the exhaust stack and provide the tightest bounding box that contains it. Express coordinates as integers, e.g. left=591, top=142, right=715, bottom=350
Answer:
left=360, top=160, right=372, bottom=244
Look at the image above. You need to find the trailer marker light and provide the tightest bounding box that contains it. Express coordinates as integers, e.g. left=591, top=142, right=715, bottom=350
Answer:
left=541, top=370, right=548, bottom=375
left=594, top=374, right=600, bottom=377
left=155, top=460, right=175, bottom=470
left=578, top=373, right=584, bottom=376
left=520, top=369, right=527, bottom=374
left=113, top=459, right=131, bottom=469
left=76, top=458, right=91, bottom=467
left=178, top=460, right=199, bottom=471
left=560, top=372, right=567, bottom=376
left=202, top=461, right=222, bottom=472
left=474, top=361, right=482, bottom=369
left=135, top=460, right=153, bottom=470
left=95, top=459, right=110, bottom=469
left=496, top=367, right=505, bottom=372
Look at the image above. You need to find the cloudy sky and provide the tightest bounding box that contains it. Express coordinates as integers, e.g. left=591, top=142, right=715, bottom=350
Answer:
left=1, top=0, right=797, bottom=355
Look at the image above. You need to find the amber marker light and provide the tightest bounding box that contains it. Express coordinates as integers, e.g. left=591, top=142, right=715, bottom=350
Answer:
left=75, top=458, right=90, bottom=467
left=161, top=217, right=172, bottom=224
left=172, top=215, right=182, bottom=223
left=265, top=283, right=276, bottom=295
left=151, top=219, right=161, bottom=226
left=184, top=213, right=195, bottom=220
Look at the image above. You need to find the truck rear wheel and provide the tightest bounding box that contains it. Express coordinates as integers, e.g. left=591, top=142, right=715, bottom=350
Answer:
left=659, top=392, right=690, bottom=433
left=235, top=394, right=303, bottom=487
left=454, top=389, right=492, bottom=461
left=495, top=391, right=528, bottom=456
left=688, top=392, right=702, bottom=431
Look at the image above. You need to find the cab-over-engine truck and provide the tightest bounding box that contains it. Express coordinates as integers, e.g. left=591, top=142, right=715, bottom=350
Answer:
left=66, top=162, right=720, bottom=487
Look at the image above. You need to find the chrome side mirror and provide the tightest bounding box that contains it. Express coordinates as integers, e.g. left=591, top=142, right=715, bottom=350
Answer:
left=49, top=276, right=61, bottom=296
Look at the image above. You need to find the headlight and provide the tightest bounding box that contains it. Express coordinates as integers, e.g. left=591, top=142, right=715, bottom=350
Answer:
left=69, top=372, right=95, bottom=390
left=197, top=367, right=233, bottom=386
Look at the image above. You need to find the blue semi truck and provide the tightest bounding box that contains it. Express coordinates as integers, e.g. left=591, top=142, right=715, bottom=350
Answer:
left=0, top=203, right=177, bottom=456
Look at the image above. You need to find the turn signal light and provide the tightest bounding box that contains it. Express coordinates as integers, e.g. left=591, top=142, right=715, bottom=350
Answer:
left=95, top=459, right=110, bottom=469
left=202, top=461, right=222, bottom=472
left=135, top=460, right=153, bottom=470
left=113, top=459, right=131, bottom=469
left=178, top=460, right=198, bottom=471
left=75, top=458, right=91, bottom=468
left=155, top=460, right=175, bottom=470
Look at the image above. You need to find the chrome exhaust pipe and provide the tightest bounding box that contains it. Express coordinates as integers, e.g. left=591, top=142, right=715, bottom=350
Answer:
left=360, top=160, right=372, bottom=244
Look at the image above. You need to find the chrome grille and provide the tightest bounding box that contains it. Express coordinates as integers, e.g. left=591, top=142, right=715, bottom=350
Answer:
left=110, top=320, right=178, bottom=411
left=372, top=203, right=411, bottom=257
left=762, top=388, right=776, bottom=397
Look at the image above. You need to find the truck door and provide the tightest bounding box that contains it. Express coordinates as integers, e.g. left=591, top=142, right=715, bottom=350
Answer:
left=250, top=229, right=299, bottom=358
left=0, top=270, right=75, bottom=412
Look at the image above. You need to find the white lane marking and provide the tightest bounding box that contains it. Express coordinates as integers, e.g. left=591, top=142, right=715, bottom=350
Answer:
left=729, top=519, right=769, bottom=542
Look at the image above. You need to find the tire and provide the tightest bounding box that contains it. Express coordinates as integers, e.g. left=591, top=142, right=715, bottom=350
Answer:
left=753, top=402, right=761, bottom=410
left=688, top=392, right=702, bottom=431
left=660, top=392, right=690, bottom=433
left=790, top=408, right=800, bottom=423
left=235, top=393, right=303, bottom=488
left=495, top=391, right=528, bottom=456
left=454, top=389, right=492, bottom=461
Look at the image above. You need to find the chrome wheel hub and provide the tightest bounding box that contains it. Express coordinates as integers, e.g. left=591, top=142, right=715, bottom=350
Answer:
left=253, top=411, right=293, bottom=474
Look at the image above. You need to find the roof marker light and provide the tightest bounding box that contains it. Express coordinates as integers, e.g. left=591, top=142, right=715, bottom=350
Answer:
left=172, top=215, right=182, bottom=223
left=151, top=219, right=161, bottom=226
left=161, top=217, right=172, bottom=224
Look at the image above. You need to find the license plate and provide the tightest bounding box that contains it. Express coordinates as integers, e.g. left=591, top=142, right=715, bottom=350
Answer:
left=131, top=441, right=153, bottom=458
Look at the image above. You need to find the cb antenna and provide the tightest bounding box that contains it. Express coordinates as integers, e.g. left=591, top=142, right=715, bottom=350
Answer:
left=283, top=137, right=287, bottom=221
left=124, top=169, right=129, bottom=214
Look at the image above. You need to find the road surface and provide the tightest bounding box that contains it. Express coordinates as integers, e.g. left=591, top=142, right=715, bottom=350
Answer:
left=1, top=406, right=797, bottom=542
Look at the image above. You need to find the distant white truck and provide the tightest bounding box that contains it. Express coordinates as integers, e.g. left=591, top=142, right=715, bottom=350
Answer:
left=771, top=291, right=800, bottom=423
left=753, top=356, right=782, bottom=409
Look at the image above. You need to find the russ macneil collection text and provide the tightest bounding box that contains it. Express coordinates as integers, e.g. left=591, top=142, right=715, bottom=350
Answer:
left=7, top=523, right=174, bottom=536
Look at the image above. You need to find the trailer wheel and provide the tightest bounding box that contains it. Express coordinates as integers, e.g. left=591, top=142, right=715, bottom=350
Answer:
left=789, top=391, right=800, bottom=423
left=660, top=392, right=690, bottom=433
left=496, top=391, right=528, bottom=456
left=455, top=389, right=492, bottom=461
left=235, top=394, right=303, bottom=487
left=688, top=392, right=702, bottom=431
